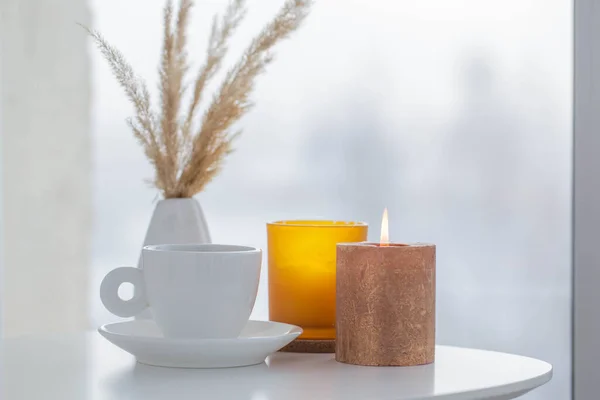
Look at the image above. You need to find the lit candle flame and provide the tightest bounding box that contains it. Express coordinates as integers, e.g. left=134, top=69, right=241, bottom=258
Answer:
left=380, top=208, right=389, bottom=246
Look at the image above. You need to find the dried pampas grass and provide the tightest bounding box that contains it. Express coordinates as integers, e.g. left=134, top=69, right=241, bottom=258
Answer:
left=84, top=0, right=311, bottom=198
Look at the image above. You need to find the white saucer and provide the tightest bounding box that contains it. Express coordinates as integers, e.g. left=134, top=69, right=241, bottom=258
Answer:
left=98, top=319, right=302, bottom=368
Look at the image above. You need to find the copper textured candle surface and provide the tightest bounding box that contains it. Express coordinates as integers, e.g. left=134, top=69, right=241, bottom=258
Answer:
left=336, top=243, right=436, bottom=366
left=267, top=221, right=368, bottom=344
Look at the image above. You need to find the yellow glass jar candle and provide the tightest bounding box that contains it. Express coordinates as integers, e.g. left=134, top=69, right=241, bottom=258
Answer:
left=267, top=220, right=368, bottom=340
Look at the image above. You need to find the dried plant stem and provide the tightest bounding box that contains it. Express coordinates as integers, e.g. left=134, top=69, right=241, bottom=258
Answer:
left=81, top=25, right=171, bottom=191
left=176, top=0, right=311, bottom=197
left=85, top=0, right=311, bottom=198
left=181, top=0, right=246, bottom=156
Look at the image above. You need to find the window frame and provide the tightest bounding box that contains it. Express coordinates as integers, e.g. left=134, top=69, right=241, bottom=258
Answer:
left=573, top=0, right=599, bottom=398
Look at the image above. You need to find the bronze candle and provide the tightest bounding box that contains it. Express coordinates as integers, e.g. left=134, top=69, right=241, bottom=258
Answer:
left=335, top=242, right=436, bottom=366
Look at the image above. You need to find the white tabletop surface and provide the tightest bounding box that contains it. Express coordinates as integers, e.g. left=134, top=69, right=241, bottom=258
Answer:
left=2, top=332, right=552, bottom=400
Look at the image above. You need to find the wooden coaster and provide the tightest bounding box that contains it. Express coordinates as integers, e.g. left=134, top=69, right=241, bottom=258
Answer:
left=280, top=339, right=335, bottom=353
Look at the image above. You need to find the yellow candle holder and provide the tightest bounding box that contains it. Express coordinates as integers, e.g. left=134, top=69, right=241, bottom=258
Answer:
left=267, top=220, right=368, bottom=352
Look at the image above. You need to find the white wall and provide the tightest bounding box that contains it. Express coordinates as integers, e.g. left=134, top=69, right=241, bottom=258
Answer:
left=0, top=0, right=92, bottom=336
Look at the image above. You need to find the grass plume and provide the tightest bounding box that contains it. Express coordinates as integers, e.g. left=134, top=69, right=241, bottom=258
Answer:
left=84, top=0, right=311, bottom=198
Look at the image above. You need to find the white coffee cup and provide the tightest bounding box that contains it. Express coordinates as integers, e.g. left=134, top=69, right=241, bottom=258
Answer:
left=100, top=244, right=261, bottom=339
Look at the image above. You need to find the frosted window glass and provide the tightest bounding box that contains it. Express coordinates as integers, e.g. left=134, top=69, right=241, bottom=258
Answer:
left=90, top=1, right=571, bottom=399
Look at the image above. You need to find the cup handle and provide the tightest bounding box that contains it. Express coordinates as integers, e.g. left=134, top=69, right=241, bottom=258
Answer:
left=100, top=267, right=148, bottom=318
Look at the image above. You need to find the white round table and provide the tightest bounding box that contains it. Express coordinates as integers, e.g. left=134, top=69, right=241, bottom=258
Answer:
left=2, top=332, right=552, bottom=400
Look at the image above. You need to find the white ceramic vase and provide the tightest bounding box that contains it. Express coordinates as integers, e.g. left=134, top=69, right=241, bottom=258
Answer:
left=136, top=198, right=211, bottom=319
